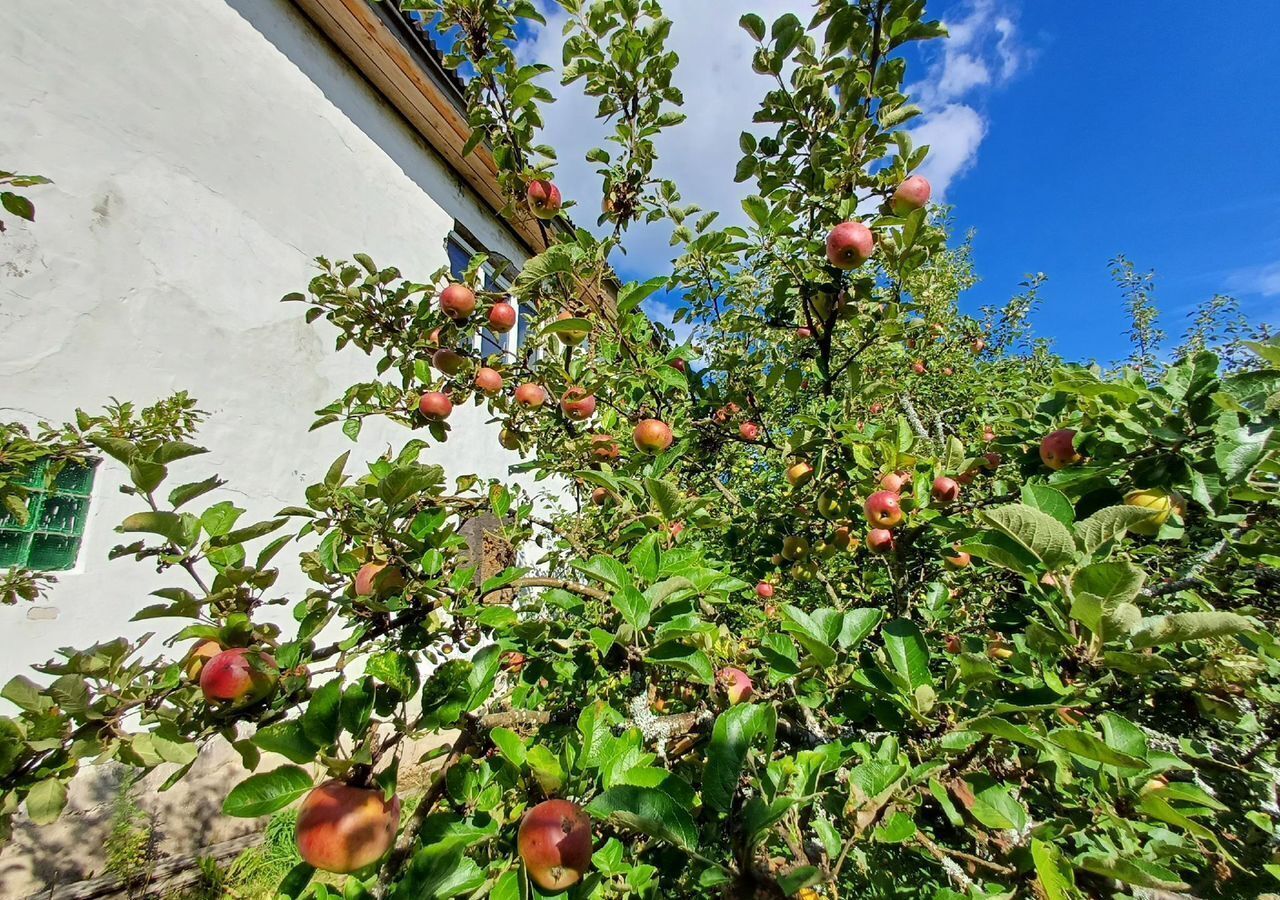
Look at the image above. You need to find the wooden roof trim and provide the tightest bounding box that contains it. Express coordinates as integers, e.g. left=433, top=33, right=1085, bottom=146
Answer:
left=292, top=0, right=618, bottom=318
left=292, top=0, right=549, bottom=255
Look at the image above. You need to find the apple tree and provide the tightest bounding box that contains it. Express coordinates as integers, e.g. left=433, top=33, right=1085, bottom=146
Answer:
left=3, top=2, right=1280, bottom=899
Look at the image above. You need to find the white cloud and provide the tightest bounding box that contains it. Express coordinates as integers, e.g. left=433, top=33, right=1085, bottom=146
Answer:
left=1227, top=261, right=1280, bottom=297
left=518, top=1, right=1029, bottom=308
left=908, top=0, right=1030, bottom=198
left=912, top=104, right=988, bottom=197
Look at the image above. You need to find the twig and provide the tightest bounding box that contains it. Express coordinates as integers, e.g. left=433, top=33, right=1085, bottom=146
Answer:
left=1141, top=520, right=1250, bottom=598
left=913, top=830, right=1015, bottom=877
left=484, top=576, right=612, bottom=603
left=899, top=394, right=932, bottom=445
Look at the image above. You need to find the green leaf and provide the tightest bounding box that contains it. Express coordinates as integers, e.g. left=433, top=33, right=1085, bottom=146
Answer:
left=221, top=765, right=313, bottom=817
left=617, top=277, right=668, bottom=315
left=1076, top=854, right=1188, bottom=891
left=882, top=619, right=931, bottom=689
left=1130, top=611, right=1254, bottom=648
left=489, top=727, right=526, bottom=766
left=1031, top=838, right=1079, bottom=900
left=1020, top=484, right=1074, bottom=526
left=780, top=605, right=837, bottom=667
left=647, top=641, right=714, bottom=683
left=612, top=586, right=652, bottom=631
left=25, top=778, right=67, bottom=825
left=153, top=440, right=208, bottom=464
left=981, top=503, right=1077, bottom=570
left=574, top=554, right=632, bottom=590
left=1214, top=417, right=1273, bottom=483
left=1069, top=561, right=1145, bottom=640
left=586, top=785, right=697, bottom=851
left=526, top=744, right=564, bottom=794
left=739, top=12, right=766, bottom=40
left=963, top=716, right=1046, bottom=751
left=302, top=679, right=342, bottom=747
left=1048, top=728, right=1146, bottom=769
left=169, top=476, right=225, bottom=509
left=645, top=478, right=682, bottom=519
left=253, top=720, right=321, bottom=765
left=118, top=511, right=186, bottom=543
left=703, top=704, right=777, bottom=813
left=541, top=316, right=591, bottom=336
left=838, top=608, right=883, bottom=649
left=1073, top=505, right=1160, bottom=554
left=366, top=650, right=420, bottom=697
left=964, top=775, right=1027, bottom=831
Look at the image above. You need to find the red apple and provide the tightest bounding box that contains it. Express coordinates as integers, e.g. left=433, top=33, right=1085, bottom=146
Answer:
left=785, top=462, right=814, bottom=488
left=526, top=179, right=563, bottom=220
left=832, top=526, right=853, bottom=550
left=518, top=799, right=592, bottom=891
left=892, top=174, right=932, bottom=215
left=502, top=651, right=527, bottom=673
left=555, top=310, right=589, bottom=346
left=825, top=220, right=875, bottom=269
left=971, top=338, right=986, bottom=354
left=944, top=634, right=962, bottom=654
left=560, top=387, right=596, bottom=421
left=419, top=391, right=453, bottom=420
left=669, top=358, right=688, bottom=373
left=633, top=419, right=673, bottom=454
left=488, top=302, right=517, bottom=333
left=439, top=283, right=476, bottom=320
left=944, top=549, right=971, bottom=570
left=431, top=348, right=467, bottom=376
left=296, top=781, right=401, bottom=874
left=717, top=667, right=754, bottom=705
left=1040, top=428, right=1081, bottom=470
left=474, top=367, right=503, bottom=395
left=354, top=562, right=405, bottom=598
left=866, top=528, right=895, bottom=554
left=590, top=487, right=610, bottom=506
left=983, top=451, right=1001, bottom=470
left=982, top=427, right=996, bottom=443
left=932, top=476, right=960, bottom=504
left=755, top=581, right=774, bottom=600
left=200, top=648, right=277, bottom=704
left=514, top=382, right=548, bottom=409
left=739, top=422, right=760, bottom=442
left=426, top=326, right=443, bottom=347
left=911, top=360, right=926, bottom=375
left=880, top=472, right=907, bottom=494
left=795, top=326, right=813, bottom=339
left=864, top=491, right=904, bottom=529
left=184, top=640, right=222, bottom=682
left=668, top=521, right=685, bottom=538
left=869, top=402, right=884, bottom=415
left=941, top=366, right=954, bottom=377
left=590, top=434, right=620, bottom=461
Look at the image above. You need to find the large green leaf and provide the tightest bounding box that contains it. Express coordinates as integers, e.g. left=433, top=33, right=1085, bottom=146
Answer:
left=882, top=619, right=931, bottom=689
left=780, top=605, right=837, bottom=667
left=1130, top=611, right=1255, bottom=648
left=1069, top=561, right=1145, bottom=640
left=612, top=586, right=652, bottom=631
left=1048, top=728, right=1146, bottom=769
left=1072, top=505, right=1158, bottom=555
left=25, top=778, right=68, bottom=825
left=981, top=503, right=1077, bottom=570
left=222, top=765, right=313, bottom=817
left=964, top=775, right=1027, bottom=831
left=703, top=704, right=777, bottom=813
left=647, top=641, right=714, bottom=683
left=586, top=785, right=697, bottom=850
left=1021, top=484, right=1074, bottom=526
left=251, top=720, right=320, bottom=765
left=1031, top=839, right=1079, bottom=900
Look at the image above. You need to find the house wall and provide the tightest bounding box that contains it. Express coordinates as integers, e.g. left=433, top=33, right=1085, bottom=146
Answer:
left=0, top=1, right=548, bottom=891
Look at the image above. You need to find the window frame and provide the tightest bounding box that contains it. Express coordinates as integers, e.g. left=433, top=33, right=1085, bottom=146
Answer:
left=0, top=459, right=99, bottom=572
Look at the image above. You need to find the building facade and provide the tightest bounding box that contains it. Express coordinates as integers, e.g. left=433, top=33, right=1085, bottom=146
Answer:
left=0, top=1, right=564, bottom=890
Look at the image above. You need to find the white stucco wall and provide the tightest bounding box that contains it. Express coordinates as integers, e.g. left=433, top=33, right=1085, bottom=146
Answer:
left=0, top=0, right=547, bottom=688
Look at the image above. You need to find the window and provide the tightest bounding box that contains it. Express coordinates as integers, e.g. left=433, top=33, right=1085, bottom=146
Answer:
left=0, top=460, right=98, bottom=571
left=445, top=230, right=536, bottom=361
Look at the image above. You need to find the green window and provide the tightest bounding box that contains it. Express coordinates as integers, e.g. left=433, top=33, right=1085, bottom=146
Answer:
left=0, top=460, right=98, bottom=571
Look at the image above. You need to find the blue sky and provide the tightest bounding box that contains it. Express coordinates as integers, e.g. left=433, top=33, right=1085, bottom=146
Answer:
left=519, top=1, right=1280, bottom=364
